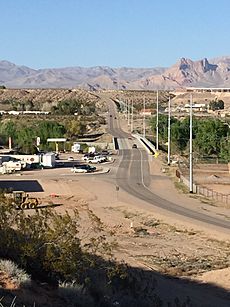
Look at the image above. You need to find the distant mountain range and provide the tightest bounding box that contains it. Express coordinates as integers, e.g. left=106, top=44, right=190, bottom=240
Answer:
left=1, top=57, right=230, bottom=90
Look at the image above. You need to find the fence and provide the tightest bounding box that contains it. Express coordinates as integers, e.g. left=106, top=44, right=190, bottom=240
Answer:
left=196, top=185, right=230, bottom=207
left=176, top=168, right=230, bottom=207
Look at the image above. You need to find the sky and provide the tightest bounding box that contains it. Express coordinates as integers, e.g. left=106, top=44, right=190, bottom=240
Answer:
left=1, top=0, right=230, bottom=69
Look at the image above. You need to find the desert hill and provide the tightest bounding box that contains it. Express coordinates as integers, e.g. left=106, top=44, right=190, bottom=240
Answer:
left=1, top=56, right=230, bottom=89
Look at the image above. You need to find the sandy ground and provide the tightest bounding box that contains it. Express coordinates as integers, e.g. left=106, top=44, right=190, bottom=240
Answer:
left=3, top=152, right=228, bottom=305
left=0, top=145, right=229, bottom=305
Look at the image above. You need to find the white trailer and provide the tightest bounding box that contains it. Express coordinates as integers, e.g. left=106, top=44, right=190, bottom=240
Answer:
left=71, top=143, right=81, bottom=153
left=40, top=153, right=56, bottom=168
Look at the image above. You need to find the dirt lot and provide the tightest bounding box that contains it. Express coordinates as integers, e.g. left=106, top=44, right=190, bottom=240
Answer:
left=0, top=151, right=229, bottom=305
left=1, top=161, right=226, bottom=306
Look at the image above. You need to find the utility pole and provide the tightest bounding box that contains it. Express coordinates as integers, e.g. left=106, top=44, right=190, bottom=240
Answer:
left=156, top=90, right=159, bottom=151
left=127, top=99, right=130, bottom=126
left=143, top=96, right=146, bottom=138
left=167, top=95, right=171, bottom=165
left=131, top=99, right=134, bottom=132
left=189, top=94, right=193, bottom=193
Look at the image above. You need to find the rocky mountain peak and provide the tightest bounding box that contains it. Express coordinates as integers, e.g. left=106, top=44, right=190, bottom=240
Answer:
left=1, top=56, right=230, bottom=89
left=200, top=58, right=217, bottom=73
left=178, top=58, right=193, bottom=70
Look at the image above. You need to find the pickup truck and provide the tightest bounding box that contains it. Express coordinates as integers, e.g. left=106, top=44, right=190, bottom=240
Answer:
left=87, top=155, right=106, bottom=164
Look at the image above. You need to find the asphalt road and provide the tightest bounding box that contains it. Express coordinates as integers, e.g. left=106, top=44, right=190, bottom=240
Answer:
left=107, top=99, right=230, bottom=231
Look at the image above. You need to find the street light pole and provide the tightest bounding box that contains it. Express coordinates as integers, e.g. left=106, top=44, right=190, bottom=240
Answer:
left=189, top=94, right=193, bottom=193
left=167, top=96, right=171, bottom=165
left=128, top=99, right=130, bottom=126
left=156, top=90, right=159, bottom=151
left=131, top=99, right=134, bottom=132
left=143, top=96, right=146, bottom=138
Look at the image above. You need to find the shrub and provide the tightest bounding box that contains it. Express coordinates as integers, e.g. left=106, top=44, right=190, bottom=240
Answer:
left=0, top=196, right=117, bottom=286
left=0, top=259, right=31, bottom=287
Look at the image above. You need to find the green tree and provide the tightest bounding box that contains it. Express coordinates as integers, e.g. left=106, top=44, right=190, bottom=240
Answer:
left=0, top=119, right=66, bottom=154
left=66, top=119, right=87, bottom=138
left=51, top=98, right=96, bottom=116
left=0, top=120, right=17, bottom=144
left=209, top=99, right=224, bottom=110
left=193, top=119, right=228, bottom=157
left=150, top=114, right=178, bottom=145
left=219, top=137, right=229, bottom=161
left=36, top=121, right=66, bottom=143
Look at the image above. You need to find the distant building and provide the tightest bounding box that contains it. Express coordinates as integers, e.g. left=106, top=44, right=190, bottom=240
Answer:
left=0, top=110, right=50, bottom=116
left=184, top=103, right=207, bottom=112
left=139, top=109, right=156, bottom=116
left=186, top=87, right=230, bottom=93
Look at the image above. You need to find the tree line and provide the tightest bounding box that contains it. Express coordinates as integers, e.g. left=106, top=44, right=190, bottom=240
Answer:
left=150, top=115, right=229, bottom=162
left=0, top=118, right=87, bottom=154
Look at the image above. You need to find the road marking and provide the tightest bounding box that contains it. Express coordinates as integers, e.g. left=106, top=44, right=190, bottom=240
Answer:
left=139, top=149, right=146, bottom=187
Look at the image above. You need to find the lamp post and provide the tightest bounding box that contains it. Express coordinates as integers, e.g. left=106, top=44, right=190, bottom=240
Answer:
left=167, top=96, right=171, bottom=165
left=189, top=94, right=193, bottom=193
left=143, top=96, right=146, bottom=138
left=128, top=99, right=130, bottom=126
left=156, top=90, right=159, bottom=151
left=131, top=99, right=134, bottom=132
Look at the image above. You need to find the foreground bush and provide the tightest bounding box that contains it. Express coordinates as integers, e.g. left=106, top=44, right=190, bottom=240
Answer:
left=0, top=196, right=163, bottom=306
left=0, top=196, right=118, bottom=286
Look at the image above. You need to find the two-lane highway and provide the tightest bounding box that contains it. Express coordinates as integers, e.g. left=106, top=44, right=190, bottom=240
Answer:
left=107, top=99, right=230, bottom=232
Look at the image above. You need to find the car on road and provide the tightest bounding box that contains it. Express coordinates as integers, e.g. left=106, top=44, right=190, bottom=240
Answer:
left=132, top=144, right=137, bottom=149
left=71, top=164, right=96, bottom=173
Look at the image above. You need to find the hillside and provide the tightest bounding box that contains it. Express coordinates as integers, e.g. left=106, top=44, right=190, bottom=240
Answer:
left=0, top=88, right=100, bottom=111
left=1, top=56, right=230, bottom=90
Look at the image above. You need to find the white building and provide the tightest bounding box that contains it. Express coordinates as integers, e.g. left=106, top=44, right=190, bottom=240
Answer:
left=184, top=103, right=207, bottom=112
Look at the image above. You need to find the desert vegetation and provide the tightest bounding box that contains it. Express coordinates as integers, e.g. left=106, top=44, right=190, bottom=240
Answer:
left=0, top=95, right=106, bottom=153
left=0, top=195, right=163, bottom=307
left=150, top=115, right=229, bottom=162
left=209, top=99, right=225, bottom=111
left=0, top=89, right=100, bottom=112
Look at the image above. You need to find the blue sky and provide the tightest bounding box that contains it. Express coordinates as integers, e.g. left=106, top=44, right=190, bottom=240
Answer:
left=1, top=0, right=230, bottom=68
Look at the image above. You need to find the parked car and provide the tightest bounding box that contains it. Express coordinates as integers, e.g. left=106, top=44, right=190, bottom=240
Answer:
left=71, top=164, right=96, bottom=173
left=87, top=155, right=106, bottom=164
left=132, top=144, right=137, bottom=149
left=68, top=156, right=74, bottom=161
left=100, top=150, right=110, bottom=156
left=82, top=153, right=95, bottom=161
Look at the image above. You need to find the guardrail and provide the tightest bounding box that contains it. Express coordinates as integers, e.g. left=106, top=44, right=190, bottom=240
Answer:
left=132, top=134, right=157, bottom=155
